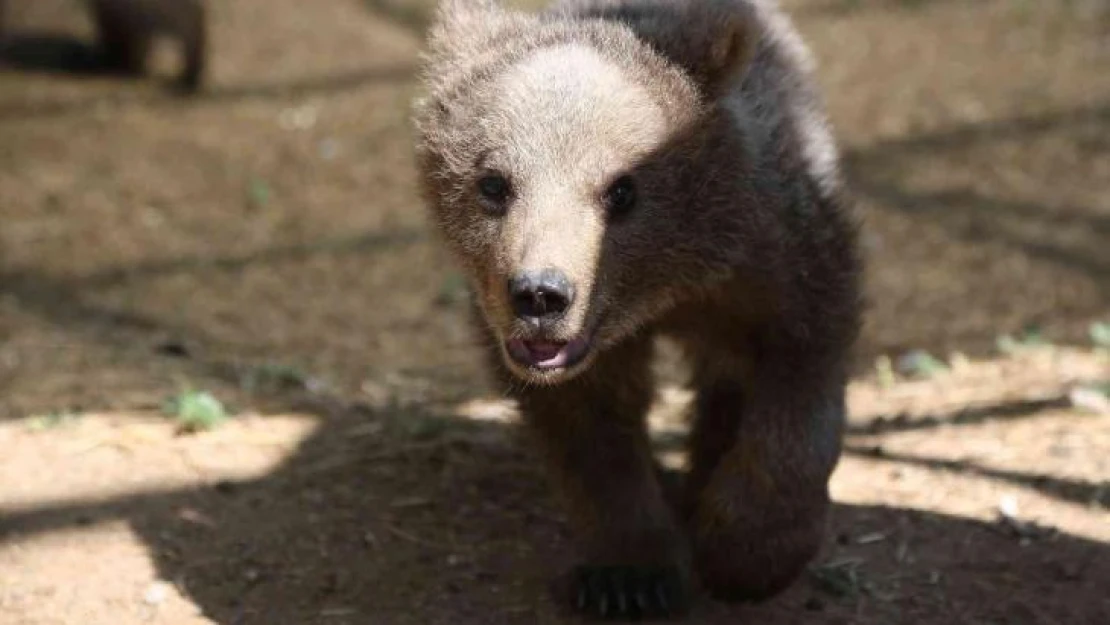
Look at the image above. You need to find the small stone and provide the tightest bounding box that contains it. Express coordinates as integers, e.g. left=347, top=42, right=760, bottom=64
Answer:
left=1069, top=386, right=1110, bottom=415
left=856, top=532, right=887, bottom=544
left=454, top=398, right=518, bottom=422
left=155, top=341, right=190, bottom=358
left=143, top=581, right=171, bottom=606
left=318, top=139, right=340, bottom=160
left=998, top=494, right=1020, bottom=519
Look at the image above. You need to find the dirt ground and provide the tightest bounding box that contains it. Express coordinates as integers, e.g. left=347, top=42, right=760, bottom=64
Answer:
left=0, top=0, right=1108, bottom=623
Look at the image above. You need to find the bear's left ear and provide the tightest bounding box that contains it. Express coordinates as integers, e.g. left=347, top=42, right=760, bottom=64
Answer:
left=697, top=4, right=759, bottom=97
left=585, top=0, right=760, bottom=99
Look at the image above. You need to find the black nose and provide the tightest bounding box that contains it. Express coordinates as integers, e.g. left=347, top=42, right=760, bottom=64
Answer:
left=509, top=269, right=574, bottom=321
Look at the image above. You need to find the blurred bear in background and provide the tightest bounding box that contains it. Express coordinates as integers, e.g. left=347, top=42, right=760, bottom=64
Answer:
left=0, top=0, right=206, bottom=92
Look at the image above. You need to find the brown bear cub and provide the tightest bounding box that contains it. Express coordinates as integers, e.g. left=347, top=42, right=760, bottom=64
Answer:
left=88, top=0, right=206, bottom=92
left=413, top=0, right=862, bottom=618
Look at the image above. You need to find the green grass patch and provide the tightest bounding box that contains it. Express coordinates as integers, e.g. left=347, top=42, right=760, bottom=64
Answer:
left=997, top=323, right=1052, bottom=355
left=26, top=410, right=80, bottom=431
left=163, top=389, right=230, bottom=433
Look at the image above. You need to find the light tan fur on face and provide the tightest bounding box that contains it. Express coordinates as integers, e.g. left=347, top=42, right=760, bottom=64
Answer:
left=480, top=45, right=667, bottom=343
left=412, top=3, right=709, bottom=385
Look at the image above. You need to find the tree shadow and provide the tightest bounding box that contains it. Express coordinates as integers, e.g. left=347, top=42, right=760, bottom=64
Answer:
left=844, top=103, right=1110, bottom=290
left=791, top=0, right=966, bottom=17
left=842, top=102, right=1110, bottom=357
left=845, top=105, right=1110, bottom=158
left=360, top=0, right=431, bottom=35
left=0, top=227, right=424, bottom=421
left=647, top=394, right=1108, bottom=511
left=847, top=444, right=1108, bottom=508
left=851, top=182, right=1110, bottom=286
left=847, top=395, right=1073, bottom=436
left=0, top=62, right=418, bottom=122
left=65, top=228, right=425, bottom=291
left=2, top=401, right=1107, bottom=624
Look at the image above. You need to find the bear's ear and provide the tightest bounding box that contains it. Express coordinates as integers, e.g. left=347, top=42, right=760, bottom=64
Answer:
left=697, top=4, right=759, bottom=96
left=428, top=0, right=506, bottom=50
left=592, top=0, right=760, bottom=99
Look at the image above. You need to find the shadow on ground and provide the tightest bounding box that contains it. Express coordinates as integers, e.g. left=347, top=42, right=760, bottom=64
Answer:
left=3, top=396, right=1108, bottom=625
left=0, top=60, right=418, bottom=122
left=845, top=104, right=1110, bottom=289
left=0, top=32, right=104, bottom=74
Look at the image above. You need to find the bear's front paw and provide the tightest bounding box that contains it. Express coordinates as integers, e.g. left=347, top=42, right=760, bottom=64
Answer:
left=569, top=564, right=689, bottom=620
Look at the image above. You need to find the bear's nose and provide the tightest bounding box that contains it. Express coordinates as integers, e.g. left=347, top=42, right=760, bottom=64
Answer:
left=508, top=269, right=575, bottom=321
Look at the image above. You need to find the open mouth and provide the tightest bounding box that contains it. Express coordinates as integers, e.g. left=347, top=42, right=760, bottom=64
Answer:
left=505, top=336, right=591, bottom=371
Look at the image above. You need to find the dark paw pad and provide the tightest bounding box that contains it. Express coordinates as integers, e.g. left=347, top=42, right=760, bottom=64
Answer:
left=569, top=565, right=688, bottom=620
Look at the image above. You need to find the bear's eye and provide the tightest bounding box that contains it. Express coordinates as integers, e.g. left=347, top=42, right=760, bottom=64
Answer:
left=476, top=173, right=512, bottom=211
left=604, top=175, right=636, bottom=217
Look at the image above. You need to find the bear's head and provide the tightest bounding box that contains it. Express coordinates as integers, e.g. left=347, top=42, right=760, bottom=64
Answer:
left=413, top=0, right=765, bottom=385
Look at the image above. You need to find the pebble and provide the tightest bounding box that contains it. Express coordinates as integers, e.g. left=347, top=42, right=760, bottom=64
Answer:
left=142, top=581, right=171, bottom=606
left=1069, top=386, right=1110, bottom=415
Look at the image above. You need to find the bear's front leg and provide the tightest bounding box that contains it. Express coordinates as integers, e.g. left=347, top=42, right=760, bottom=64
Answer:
left=688, top=365, right=846, bottom=602
left=514, top=336, right=690, bottom=619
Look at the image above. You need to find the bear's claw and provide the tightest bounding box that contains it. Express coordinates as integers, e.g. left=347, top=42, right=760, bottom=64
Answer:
left=570, top=565, right=688, bottom=620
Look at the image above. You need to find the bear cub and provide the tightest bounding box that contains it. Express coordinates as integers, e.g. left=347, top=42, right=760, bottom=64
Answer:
left=413, top=0, right=862, bottom=618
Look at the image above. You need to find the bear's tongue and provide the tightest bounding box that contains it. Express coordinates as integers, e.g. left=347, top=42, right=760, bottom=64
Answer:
left=507, top=337, right=591, bottom=370
left=520, top=340, right=568, bottom=367
left=507, top=339, right=572, bottom=368
left=524, top=341, right=564, bottom=363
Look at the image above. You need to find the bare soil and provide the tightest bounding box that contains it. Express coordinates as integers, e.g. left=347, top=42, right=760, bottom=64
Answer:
left=1, top=1, right=1107, bottom=624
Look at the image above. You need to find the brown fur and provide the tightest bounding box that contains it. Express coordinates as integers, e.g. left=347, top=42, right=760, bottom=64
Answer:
left=88, top=0, right=206, bottom=91
left=413, top=0, right=862, bottom=617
